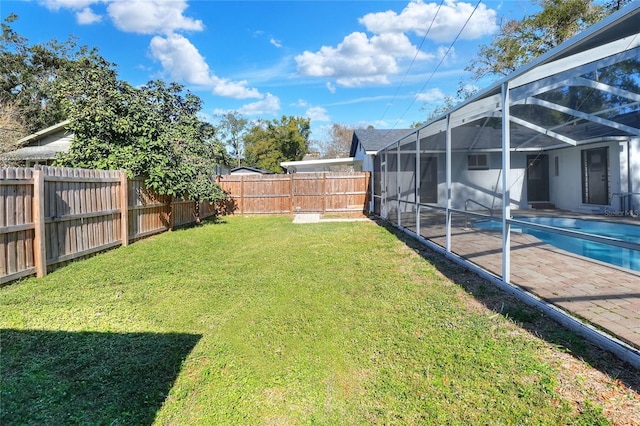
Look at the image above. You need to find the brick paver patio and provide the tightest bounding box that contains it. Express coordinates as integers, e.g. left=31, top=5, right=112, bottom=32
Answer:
left=398, top=211, right=640, bottom=350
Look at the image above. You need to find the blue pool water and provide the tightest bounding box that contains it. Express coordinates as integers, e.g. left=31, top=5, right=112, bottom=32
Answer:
left=474, top=217, right=640, bottom=272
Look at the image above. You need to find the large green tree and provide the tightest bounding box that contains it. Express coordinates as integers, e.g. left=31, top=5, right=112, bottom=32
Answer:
left=0, top=101, right=27, bottom=165
left=1, top=13, right=102, bottom=133
left=466, top=0, right=629, bottom=81
left=57, top=78, right=230, bottom=214
left=2, top=14, right=229, bottom=219
left=244, top=116, right=310, bottom=173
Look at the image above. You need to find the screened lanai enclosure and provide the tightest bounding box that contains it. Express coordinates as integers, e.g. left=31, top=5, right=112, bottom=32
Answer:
left=373, top=4, right=640, bottom=364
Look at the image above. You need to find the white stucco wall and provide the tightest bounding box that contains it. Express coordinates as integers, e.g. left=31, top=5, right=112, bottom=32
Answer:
left=549, top=141, right=626, bottom=213
left=418, top=152, right=527, bottom=211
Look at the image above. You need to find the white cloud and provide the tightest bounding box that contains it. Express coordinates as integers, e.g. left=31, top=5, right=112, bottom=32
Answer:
left=415, top=87, right=445, bottom=102
left=292, top=99, right=308, bottom=107
left=150, top=33, right=261, bottom=99
left=40, top=0, right=266, bottom=102
left=40, top=0, right=98, bottom=11
left=76, top=6, right=102, bottom=24
left=237, top=93, right=281, bottom=116
left=150, top=33, right=212, bottom=85
left=270, top=37, right=282, bottom=48
left=359, top=0, right=498, bottom=43
left=306, top=106, right=330, bottom=122
left=40, top=0, right=204, bottom=34
left=326, top=82, right=336, bottom=93
left=211, top=76, right=261, bottom=99
left=107, top=0, right=203, bottom=35
left=296, top=32, right=429, bottom=87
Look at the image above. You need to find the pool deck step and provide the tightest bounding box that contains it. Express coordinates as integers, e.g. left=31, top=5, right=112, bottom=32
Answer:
left=530, top=202, right=556, bottom=209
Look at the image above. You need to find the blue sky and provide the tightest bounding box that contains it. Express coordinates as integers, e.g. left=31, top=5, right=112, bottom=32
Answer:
left=2, top=0, right=538, bottom=142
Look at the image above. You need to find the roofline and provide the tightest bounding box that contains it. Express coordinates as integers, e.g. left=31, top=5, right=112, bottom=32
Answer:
left=281, top=157, right=360, bottom=167
left=17, top=120, right=72, bottom=144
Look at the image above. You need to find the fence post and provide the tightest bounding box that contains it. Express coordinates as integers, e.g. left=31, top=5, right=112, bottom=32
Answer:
left=32, top=169, right=47, bottom=278
left=170, top=198, right=175, bottom=230
left=240, top=176, right=245, bottom=215
left=120, top=171, right=129, bottom=246
left=322, top=172, right=326, bottom=214
left=290, top=174, right=294, bottom=214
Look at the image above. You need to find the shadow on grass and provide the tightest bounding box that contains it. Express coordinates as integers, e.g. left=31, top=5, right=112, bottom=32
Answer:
left=376, top=220, right=640, bottom=393
left=1, top=329, right=200, bottom=425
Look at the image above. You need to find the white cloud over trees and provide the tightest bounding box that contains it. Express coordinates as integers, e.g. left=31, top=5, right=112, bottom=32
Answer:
left=149, top=34, right=261, bottom=99
left=296, top=0, right=498, bottom=87
left=107, top=0, right=203, bottom=34
left=41, top=0, right=263, bottom=100
left=237, top=93, right=281, bottom=116
left=359, top=0, right=498, bottom=43
left=305, top=107, right=330, bottom=122
left=75, top=7, right=102, bottom=25
left=296, top=32, right=430, bottom=87
left=415, top=87, right=445, bottom=102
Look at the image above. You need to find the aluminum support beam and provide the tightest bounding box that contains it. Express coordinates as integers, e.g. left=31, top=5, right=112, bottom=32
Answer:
left=502, top=82, right=512, bottom=283
left=415, top=130, right=421, bottom=236
left=445, top=114, right=452, bottom=253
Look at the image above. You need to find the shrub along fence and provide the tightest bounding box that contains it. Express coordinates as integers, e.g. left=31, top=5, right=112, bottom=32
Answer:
left=217, top=172, right=371, bottom=216
left=0, top=166, right=216, bottom=285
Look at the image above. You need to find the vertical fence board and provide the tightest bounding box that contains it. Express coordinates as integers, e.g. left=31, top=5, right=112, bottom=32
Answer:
left=0, top=168, right=6, bottom=278
left=6, top=168, right=16, bottom=275
left=33, top=170, right=46, bottom=277
left=120, top=172, right=128, bottom=246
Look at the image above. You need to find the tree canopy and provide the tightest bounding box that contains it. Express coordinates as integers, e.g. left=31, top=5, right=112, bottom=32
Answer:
left=1, top=14, right=230, bottom=208
left=466, top=0, right=629, bottom=81
left=57, top=78, right=230, bottom=203
left=244, top=116, right=310, bottom=173
left=216, top=111, right=248, bottom=167
left=317, top=123, right=355, bottom=159
left=1, top=13, right=101, bottom=133
left=0, top=101, right=27, bottom=165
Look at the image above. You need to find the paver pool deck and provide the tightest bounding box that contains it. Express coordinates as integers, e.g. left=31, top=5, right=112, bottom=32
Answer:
left=409, top=211, right=640, bottom=352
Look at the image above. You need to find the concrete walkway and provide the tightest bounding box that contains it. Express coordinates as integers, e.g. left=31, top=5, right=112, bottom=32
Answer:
left=293, top=213, right=370, bottom=224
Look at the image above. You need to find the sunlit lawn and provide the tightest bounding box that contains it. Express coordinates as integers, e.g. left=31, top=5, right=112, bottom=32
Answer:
left=1, top=216, right=609, bottom=424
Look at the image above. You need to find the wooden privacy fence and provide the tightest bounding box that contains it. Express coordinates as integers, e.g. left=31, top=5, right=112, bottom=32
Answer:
left=217, top=172, right=371, bottom=215
left=1, top=166, right=216, bottom=285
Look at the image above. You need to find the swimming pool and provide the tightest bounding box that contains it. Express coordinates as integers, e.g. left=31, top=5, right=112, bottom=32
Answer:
left=473, top=217, right=640, bottom=272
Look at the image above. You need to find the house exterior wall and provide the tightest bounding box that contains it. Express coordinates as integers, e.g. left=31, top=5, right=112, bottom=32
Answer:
left=31, top=132, right=74, bottom=148
left=449, top=152, right=527, bottom=211
left=373, top=141, right=640, bottom=215
left=549, top=141, right=627, bottom=213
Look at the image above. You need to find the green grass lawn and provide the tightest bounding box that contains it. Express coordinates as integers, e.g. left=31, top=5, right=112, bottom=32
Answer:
left=0, top=216, right=614, bottom=424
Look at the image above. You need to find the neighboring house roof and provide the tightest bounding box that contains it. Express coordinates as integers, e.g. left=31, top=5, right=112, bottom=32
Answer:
left=349, top=128, right=412, bottom=156
left=230, top=166, right=274, bottom=175
left=280, top=157, right=361, bottom=173
left=3, top=120, right=73, bottom=161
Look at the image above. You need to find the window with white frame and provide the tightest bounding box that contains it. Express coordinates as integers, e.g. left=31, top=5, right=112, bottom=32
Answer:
left=467, top=153, right=489, bottom=170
